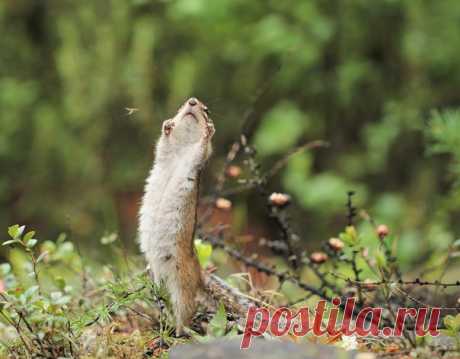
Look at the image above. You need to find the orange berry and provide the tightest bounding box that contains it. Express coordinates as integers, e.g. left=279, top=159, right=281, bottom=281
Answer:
left=226, top=165, right=242, bottom=178
left=328, top=238, right=345, bottom=251
left=215, top=198, right=232, bottom=210
left=269, top=192, right=291, bottom=207
left=310, top=252, right=328, bottom=264
left=377, top=224, right=389, bottom=238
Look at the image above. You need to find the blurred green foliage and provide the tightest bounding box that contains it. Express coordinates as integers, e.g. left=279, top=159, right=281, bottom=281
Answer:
left=1, top=0, right=460, bottom=272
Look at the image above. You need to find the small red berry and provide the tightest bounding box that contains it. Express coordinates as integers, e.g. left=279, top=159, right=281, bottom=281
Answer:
left=215, top=198, right=232, bottom=210
left=377, top=224, right=389, bottom=239
left=310, top=252, right=328, bottom=264
left=269, top=192, right=291, bottom=207
left=226, top=165, right=242, bottom=178
left=328, top=238, right=345, bottom=252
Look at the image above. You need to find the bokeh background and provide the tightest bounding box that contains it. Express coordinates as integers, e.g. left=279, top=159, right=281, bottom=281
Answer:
left=1, top=0, right=460, bottom=272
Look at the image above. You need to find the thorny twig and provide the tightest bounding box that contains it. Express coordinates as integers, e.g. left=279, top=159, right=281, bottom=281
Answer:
left=204, top=235, right=330, bottom=301
left=330, top=273, right=460, bottom=289
left=238, top=141, right=325, bottom=274
left=346, top=191, right=357, bottom=227
left=212, top=140, right=329, bottom=199
left=344, top=192, right=365, bottom=303
left=266, top=140, right=330, bottom=179
left=203, top=234, right=395, bottom=328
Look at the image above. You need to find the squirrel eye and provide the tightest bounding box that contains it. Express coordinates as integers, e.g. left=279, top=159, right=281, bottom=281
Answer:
left=203, top=107, right=210, bottom=115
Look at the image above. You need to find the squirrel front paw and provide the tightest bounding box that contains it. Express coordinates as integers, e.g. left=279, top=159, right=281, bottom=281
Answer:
left=163, top=119, right=175, bottom=136
left=204, top=122, right=215, bottom=140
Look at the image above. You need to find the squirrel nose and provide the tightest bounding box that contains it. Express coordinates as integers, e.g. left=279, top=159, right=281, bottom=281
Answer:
left=188, top=98, right=198, bottom=106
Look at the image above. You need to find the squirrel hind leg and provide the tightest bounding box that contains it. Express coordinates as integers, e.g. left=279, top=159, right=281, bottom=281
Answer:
left=173, top=289, right=199, bottom=337
left=174, top=306, right=194, bottom=337
left=175, top=324, right=184, bottom=337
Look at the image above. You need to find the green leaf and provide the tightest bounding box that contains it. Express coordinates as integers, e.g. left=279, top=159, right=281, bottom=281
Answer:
left=193, top=334, right=213, bottom=343
left=208, top=302, right=227, bottom=337
left=26, top=239, right=38, bottom=248
left=444, top=315, right=454, bottom=328
left=55, top=277, right=66, bottom=291
left=340, top=226, right=359, bottom=246
left=227, top=325, right=239, bottom=337
left=41, top=240, right=56, bottom=254
left=375, top=249, right=387, bottom=269
left=2, top=239, right=21, bottom=246
left=101, top=233, right=118, bottom=245
left=454, top=314, right=460, bottom=327
left=194, top=239, right=213, bottom=268
left=24, top=285, right=39, bottom=299
left=36, top=251, right=49, bottom=263
left=345, top=226, right=358, bottom=243
left=440, top=329, right=454, bottom=337
left=444, top=314, right=460, bottom=331
left=23, top=231, right=36, bottom=243
left=0, top=263, right=11, bottom=275
left=7, top=224, right=24, bottom=239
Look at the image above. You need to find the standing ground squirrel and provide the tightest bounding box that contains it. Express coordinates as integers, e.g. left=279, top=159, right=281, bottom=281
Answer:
left=138, top=97, right=215, bottom=334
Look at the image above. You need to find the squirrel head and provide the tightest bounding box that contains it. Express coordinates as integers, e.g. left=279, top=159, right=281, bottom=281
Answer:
left=163, top=97, right=214, bottom=146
